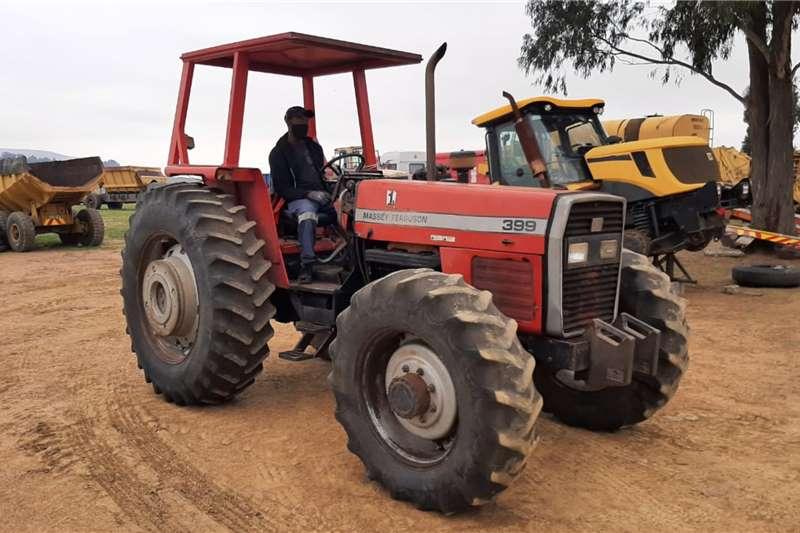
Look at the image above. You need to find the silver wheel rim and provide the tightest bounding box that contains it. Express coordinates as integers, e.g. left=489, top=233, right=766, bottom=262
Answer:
left=385, top=343, right=457, bottom=440
left=142, top=244, right=199, bottom=353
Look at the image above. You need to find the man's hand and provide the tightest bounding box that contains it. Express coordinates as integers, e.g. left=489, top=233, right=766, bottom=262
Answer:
left=307, top=190, right=332, bottom=205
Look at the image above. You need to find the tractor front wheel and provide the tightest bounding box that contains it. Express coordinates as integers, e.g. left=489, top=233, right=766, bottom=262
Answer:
left=6, top=211, right=36, bottom=252
left=534, top=249, right=689, bottom=431
left=330, top=269, right=541, bottom=513
left=120, top=183, right=275, bottom=405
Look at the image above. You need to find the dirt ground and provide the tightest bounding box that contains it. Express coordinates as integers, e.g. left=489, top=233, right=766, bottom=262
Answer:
left=1, top=242, right=798, bottom=532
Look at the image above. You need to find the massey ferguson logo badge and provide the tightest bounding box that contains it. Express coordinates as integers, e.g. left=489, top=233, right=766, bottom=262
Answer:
left=386, top=189, right=397, bottom=206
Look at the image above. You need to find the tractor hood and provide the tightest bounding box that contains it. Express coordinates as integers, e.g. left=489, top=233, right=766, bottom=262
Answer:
left=584, top=137, right=719, bottom=198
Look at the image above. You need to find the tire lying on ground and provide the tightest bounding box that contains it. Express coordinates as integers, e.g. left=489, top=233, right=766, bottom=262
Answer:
left=6, top=211, right=37, bottom=252
left=533, top=249, right=689, bottom=431
left=330, top=269, right=542, bottom=513
left=120, top=182, right=275, bottom=405
left=732, top=264, right=800, bottom=288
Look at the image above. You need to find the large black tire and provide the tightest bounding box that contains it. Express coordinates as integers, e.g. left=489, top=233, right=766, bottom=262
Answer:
left=84, top=193, right=103, bottom=209
left=623, top=229, right=651, bottom=255
left=0, top=211, right=8, bottom=248
left=732, top=264, right=800, bottom=288
left=330, top=269, right=541, bottom=513
left=534, top=249, right=689, bottom=431
left=6, top=211, right=37, bottom=252
left=77, top=208, right=105, bottom=247
left=121, top=183, right=275, bottom=405
left=107, top=202, right=124, bottom=210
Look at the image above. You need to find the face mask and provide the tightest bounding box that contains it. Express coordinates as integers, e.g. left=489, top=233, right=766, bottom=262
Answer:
left=290, top=124, right=309, bottom=138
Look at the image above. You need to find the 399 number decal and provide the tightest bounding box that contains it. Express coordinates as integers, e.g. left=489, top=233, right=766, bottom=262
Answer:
left=501, top=219, right=538, bottom=233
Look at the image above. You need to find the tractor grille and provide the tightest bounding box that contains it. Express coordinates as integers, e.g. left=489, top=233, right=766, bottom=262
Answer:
left=561, top=201, right=623, bottom=335
left=472, top=257, right=535, bottom=323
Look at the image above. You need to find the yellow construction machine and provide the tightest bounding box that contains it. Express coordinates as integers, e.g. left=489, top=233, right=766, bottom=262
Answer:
left=472, top=97, right=725, bottom=256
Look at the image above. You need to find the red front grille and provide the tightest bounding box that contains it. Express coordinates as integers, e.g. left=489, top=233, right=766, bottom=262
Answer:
left=471, top=257, right=535, bottom=322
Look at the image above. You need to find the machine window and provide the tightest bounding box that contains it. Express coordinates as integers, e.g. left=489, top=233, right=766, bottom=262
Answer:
left=494, top=112, right=605, bottom=187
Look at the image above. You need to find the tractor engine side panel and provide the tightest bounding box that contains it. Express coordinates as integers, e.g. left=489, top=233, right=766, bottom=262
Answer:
left=354, top=180, right=559, bottom=333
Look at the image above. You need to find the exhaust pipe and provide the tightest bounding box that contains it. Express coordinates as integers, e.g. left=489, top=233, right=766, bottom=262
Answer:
left=425, top=43, right=447, bottom=181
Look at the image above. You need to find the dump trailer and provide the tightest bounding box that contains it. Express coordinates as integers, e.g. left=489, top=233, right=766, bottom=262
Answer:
left=472, top=100, right=725, bottom=256
left=85, top=166, right=166, bottom=209
left=0, top=156, right=105, bottom=252
left=121, top=33, right=689, bottom=513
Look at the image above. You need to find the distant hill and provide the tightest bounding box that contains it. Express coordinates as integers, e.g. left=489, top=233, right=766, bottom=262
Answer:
left=0, top=148, right=73, bottom=161
left=0, top=148, right=119, bottom=167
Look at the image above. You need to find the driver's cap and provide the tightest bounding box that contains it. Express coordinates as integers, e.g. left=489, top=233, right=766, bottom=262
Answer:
left=285, top=106, right=314, bottom=120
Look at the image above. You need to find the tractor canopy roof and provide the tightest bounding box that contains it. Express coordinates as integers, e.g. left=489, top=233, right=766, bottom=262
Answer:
left=471, top=96, right=605, bottom=128
left=181, top=32, right=422, bottom=76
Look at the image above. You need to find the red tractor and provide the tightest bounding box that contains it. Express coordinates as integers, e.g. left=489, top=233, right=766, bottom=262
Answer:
left=121, top=33, right=688, bottom=513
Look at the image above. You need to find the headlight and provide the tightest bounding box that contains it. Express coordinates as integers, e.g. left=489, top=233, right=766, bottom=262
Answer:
left=716, top=183, right=722, bottom=197
left=600, top=239, right=618, bottom=259
left=741, top=181, right=750, bottom=196
left=567, top=242, right=589, bottom=264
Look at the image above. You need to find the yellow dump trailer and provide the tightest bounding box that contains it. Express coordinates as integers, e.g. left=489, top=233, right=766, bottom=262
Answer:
left=0, top=157, right=105, bottom=252
left=85, top=166, right=166, bottom=209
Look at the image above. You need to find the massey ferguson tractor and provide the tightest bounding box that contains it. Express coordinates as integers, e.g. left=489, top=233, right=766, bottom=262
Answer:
left=121, top=33, right=689, bottom=513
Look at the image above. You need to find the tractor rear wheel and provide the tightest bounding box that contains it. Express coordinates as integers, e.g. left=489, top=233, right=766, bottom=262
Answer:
left=330, top=269, right=541, bottom=513
left=534, top=249, right=689, bottom=431
left=121, top=183, right=275, bottom=405
left=6, top=211, right=36, bottom=252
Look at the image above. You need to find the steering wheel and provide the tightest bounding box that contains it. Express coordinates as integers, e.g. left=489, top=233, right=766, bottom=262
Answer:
left=571, top=143, right=595, bottom=156
left=321, top=153, right=365, bottom=178
left=323, top=153, right=366, bottom=204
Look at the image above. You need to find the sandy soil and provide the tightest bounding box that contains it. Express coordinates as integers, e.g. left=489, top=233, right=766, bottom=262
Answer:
left=0, top=243, right=798, bottom=532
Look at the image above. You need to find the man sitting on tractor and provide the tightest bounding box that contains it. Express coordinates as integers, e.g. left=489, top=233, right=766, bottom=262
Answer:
left=268, top=106, right=335, bottom=283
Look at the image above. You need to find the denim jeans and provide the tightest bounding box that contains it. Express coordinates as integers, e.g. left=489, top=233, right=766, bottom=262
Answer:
left=286, top=198, right=335, bottom=265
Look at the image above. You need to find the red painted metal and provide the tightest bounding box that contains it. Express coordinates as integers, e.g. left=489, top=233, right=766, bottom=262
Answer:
left=168, top=61, right=194, bottom=166
left=302, top=75, right=316, bottom=140
left=353, top=180, right=559, bottom=255
left=199, top=167, right=289, bottom=288
left=440, top=248, right=543, bottom=333
left=181, top=32, right=421, bottom=77
left=353, top=69, right=377, bottom=167
left=224, top=52, right=250, bottom=167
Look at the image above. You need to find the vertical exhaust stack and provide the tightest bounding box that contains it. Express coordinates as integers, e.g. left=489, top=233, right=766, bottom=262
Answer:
left=425, top=43, right=447, bottom=181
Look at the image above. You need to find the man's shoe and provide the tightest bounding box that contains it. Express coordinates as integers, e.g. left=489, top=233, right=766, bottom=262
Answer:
left=298, top=264, right=313, bottom=284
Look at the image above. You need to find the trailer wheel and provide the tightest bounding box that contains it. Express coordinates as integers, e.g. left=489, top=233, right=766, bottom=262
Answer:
left=121, top=182, right=275, bottom=405
left=77, top=208, right=105, bottom=246
left=84, top=193, right=103, bottom=209
left=0, top=211, right=8, bottom=247
left=534, top=249, right=689, bottom=431
left=330, top=269, right=541, bottom=513
left=6, top=211, right=37, bottom=252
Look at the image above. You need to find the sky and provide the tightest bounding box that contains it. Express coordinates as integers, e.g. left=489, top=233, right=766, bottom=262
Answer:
left=0, top=0, right=793, bottom=170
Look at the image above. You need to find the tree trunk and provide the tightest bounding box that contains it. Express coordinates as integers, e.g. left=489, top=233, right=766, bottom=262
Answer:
left=747, top=1, right=797, bottom=236
left=746, top=41, right=770, bottom=231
